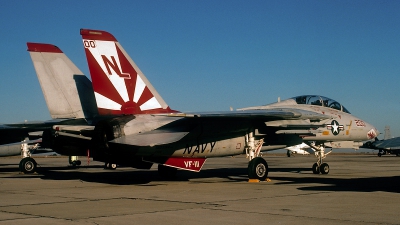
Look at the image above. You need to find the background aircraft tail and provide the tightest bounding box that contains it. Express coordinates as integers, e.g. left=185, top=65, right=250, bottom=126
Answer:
left=384, top=126, right=391, bottom=140
left=27, top=43, right=98, bottom=120
left=80, top=29, right=176, bottom=115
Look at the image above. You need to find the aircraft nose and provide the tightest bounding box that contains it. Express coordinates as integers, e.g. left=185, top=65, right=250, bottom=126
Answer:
left=367, top=124, right=379, bottom=140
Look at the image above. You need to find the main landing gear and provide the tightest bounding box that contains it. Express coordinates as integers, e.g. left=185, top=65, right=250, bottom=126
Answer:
left=248, top=157, right=268, bottom=180
left=104, top=162, right=117, bottom=170
left=19, top=157, right=37, bottom=173
left=245, top=132, right=267, bottom=181
left=306, top=141, right=331, bottom=175
left=19, top=142, right=38, bottom=173
left=69, top=156, right=81, bottom=167
left=377, top=149, right=400, bottom=157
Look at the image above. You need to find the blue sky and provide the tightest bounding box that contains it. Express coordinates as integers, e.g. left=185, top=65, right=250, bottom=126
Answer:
left=0, top=0, right=399, bottom=138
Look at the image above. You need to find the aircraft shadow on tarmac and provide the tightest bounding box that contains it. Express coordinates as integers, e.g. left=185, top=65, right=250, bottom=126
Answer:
left=2, top=164, right=399, bottom=193
left=270, top=175, right=400, bottom=193
left=3, top=165, right=250, bottom=185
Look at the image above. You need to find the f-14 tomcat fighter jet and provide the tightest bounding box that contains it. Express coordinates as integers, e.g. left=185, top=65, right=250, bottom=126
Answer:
left=0, top=42, right=98, bottom=174
left=48, top=29, right=378, bottom=181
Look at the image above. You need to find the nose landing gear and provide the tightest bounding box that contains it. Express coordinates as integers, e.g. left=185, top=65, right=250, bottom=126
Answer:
left=306, top=142, right=331, bottom=175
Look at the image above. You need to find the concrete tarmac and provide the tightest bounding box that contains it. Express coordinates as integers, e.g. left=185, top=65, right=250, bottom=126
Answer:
left=0, top=153, right=399, bottom=225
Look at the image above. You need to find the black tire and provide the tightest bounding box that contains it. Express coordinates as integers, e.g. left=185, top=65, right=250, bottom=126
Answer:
left=312, top=163, right=320, bottom=174
left=76, top=160, right=82, bottom=166
left=109, top=163, right=117, bottom=170
left=287, top=150, right=291, bottom=157
left=158, top=164, right=177, bottom=179
left=378, top=153, right=382, bottom=157
left=104, top=162, right=117, bottom=170
left=320, top=163, right=329, bottom=174
left=248, top=157, right=268, bottom=180
left=19, top=158, right=37, bottom=174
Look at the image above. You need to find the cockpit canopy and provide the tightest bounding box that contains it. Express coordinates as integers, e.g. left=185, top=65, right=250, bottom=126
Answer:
left=291, top=95, right=350, bottom=114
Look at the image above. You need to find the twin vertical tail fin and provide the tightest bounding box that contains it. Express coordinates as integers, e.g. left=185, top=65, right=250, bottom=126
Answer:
left=27, top=43, right=98, bottom=120
left=80, top=29, right=176, bottom=115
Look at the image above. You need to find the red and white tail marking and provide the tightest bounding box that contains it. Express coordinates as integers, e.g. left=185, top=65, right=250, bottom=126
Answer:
left=81, top=29, right=176, bottom=115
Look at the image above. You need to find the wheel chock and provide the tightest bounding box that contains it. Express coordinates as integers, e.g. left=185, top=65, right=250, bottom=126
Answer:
left=248, top=178, right=272, bottom=183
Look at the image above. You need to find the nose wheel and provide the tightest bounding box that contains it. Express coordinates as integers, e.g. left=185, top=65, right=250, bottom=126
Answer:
left=312, top=163, right=320, bottom=174
left=320, top=163, right=330, bottom=174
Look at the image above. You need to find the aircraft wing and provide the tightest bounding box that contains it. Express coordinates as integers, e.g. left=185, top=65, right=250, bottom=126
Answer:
left=104, top=109, right=330, bottom=147
left=373, top=137, right=400, bottom=150
left=168, top=108, right=331, bottom=121
left=110, top=131, right=190, bottom=147
left=0, top=124, right=45, bottom=146
left=53, top=125, right=189, bottom=147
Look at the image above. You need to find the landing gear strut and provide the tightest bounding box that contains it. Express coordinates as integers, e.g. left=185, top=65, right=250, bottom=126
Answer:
left=245, top=132, right=266, bottom=181
left=306, top=141, right=331, bottom=175
left=19, top=142, right=37, bottom=173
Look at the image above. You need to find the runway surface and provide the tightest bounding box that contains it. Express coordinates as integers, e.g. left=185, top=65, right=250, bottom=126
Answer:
left=0, top=153, right=399, bottom=224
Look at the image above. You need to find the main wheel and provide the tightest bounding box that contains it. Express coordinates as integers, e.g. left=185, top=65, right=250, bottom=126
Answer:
left=378, top=152, right=382, bottom=157
left=109, top=163, right=117, bottom=170
left=287, top=150, right=291, bottom=157
left=19, top=158, right=37, bottom=173
left=158, top=164, right=177, bottom=179
left=320, top=163, right=329, bottom=174
left=248, top=157, right=268, bottom=181
left=312, top=163, right=320, bottom=174
left=104, top=162, right=117, bottom=170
